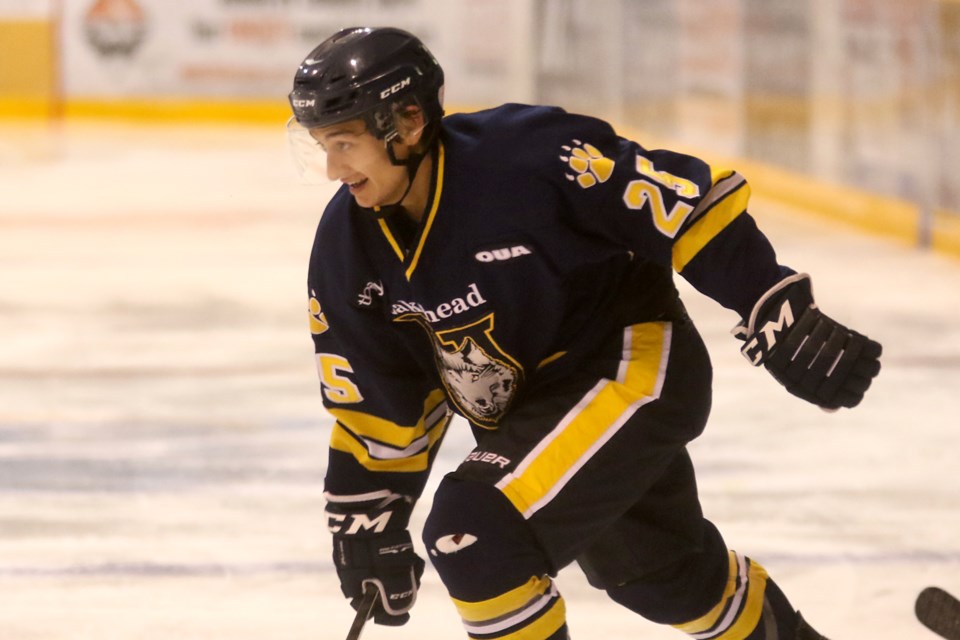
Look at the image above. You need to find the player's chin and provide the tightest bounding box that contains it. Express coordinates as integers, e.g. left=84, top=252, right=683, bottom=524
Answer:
left=353, top=192, right=378, bottom=209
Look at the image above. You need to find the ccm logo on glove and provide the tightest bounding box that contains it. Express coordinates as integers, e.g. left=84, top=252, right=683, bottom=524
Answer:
left=741, top=297, right=800, bottom=365
left=328, top=510, right=396, bottom=535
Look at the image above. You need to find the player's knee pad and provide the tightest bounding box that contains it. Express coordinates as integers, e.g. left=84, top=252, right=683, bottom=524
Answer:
left=423, top=477, right=568, bottom=639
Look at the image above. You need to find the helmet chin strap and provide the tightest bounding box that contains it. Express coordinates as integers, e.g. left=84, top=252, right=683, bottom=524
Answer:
left=368, top=130, right=431, bottom=220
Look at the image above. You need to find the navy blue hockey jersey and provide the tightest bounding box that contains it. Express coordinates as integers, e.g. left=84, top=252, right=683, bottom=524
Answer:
left=307, top=104, right=789, bottom=503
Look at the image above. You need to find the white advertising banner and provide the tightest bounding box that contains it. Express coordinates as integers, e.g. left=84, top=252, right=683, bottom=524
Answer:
left=0, top=0, right=51, bottom=18
left=60, top=0, right=534, bottom=105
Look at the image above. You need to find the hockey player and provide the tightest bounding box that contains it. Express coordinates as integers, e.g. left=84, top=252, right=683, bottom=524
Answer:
left=288, top=27, right=881, bottom=640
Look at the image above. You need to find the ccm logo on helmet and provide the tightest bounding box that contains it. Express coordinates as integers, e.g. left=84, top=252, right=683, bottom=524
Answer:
left=380, top=77, right=411, bottom=99
left=292, top=98, right=315, bottom=108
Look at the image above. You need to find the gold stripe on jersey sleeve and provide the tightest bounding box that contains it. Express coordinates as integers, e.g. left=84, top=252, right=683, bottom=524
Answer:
left=672, top=173, right=751, bottom=273
left=710, top=166, right=737, bottom=184
left=496, top=322, right=671, bottom=518
left=328, top=389, right=450, bottom=472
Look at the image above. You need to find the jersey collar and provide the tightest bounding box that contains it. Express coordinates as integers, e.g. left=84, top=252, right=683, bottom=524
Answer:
left=377, top=140, right=445, bottom=281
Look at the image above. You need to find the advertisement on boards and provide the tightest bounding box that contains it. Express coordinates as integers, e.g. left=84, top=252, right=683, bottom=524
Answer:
left=59, top=0, right=531, bottom=106
left=60, top=0, right=447, bottom=99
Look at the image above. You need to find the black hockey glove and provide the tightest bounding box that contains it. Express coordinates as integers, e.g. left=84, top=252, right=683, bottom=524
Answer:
left=327, top=492, right=424, bottom=626
left=734, top=273, right=881, bottom=410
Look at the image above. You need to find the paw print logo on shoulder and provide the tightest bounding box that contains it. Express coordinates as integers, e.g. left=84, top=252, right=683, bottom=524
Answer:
left=560, top=139, right=615, bottom=189
left=309, top=290, right=329, bottom=335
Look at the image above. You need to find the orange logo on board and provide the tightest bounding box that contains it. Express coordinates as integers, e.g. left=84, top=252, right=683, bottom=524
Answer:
left=84, top=0, right=148, bottom=57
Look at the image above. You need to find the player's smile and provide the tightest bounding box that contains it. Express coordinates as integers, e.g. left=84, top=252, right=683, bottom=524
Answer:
left=308, top=120, right=412, bottom=209
left=343, top=162, right=409, bottom=209
left=345, top=178, right=367, bottom=195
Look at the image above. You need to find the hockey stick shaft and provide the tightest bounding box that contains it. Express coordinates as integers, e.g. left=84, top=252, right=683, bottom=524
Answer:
left=917, top=586, right=960, bottom=640
left=345, top=587, right=379, bottom=640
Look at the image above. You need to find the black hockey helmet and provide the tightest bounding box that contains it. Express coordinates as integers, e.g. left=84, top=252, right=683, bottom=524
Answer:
left=288, top=27, right=445, bottom=142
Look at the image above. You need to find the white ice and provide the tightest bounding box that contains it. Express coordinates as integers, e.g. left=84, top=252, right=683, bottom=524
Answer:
left=0, top=121, right=957, bottom=639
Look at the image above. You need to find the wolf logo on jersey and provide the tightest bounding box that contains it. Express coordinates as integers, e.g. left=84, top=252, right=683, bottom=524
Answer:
left=392, top=309, right=521, bottom=427
left=436, top=336, right=518, bottom=426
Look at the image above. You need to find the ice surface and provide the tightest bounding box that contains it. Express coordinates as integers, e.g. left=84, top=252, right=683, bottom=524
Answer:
left=0, top=121, right=957, bottom=639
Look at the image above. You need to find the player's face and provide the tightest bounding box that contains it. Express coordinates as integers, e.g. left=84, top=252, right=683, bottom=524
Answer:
left=309, top=120, right=409, bottom=209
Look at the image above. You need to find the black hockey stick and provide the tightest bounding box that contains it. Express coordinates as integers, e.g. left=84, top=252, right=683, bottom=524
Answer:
left=917, top=586, right=960, bottom=640
left=345, top=586, right=379, bottom=640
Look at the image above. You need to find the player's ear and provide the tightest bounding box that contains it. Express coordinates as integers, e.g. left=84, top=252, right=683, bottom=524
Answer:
left=395, top=104, right=426, bottom=147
